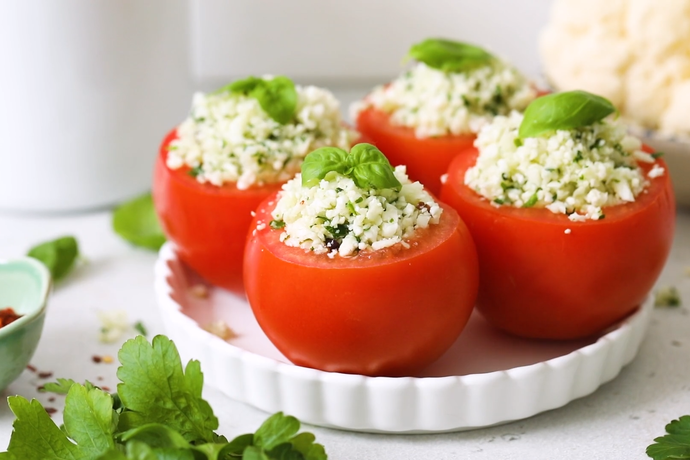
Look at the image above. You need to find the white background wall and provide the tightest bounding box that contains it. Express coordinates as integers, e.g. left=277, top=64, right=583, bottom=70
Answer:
left=190, top=0, right=553, bottom=88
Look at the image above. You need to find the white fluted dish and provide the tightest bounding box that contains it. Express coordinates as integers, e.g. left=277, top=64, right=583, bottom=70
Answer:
left=155, top=243, right=652, bottom=433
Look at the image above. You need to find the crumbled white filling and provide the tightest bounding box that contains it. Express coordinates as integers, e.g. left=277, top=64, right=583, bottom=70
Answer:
left=465, top=111, right=655, bottom=221
left=351, top=62, right=536, bottom=138
left=648, top=164, right=665, bottom=178
left=168, top=82, right=357, bottom=189
left=271, top=166, right=442, bottom=257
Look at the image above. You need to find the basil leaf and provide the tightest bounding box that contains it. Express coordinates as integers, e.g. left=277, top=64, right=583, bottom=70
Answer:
left=519, top=90, right=617, bottom=139
left=349, top=143, right=402, bottom=191
left=407, top=38, right=495, bottom=73
left=27, top=236, right=79, bottom=282
left=214, top=76, right=298, bottom=125
left=252, top=76, right=298, bottom=125
left=301, top=147, right=350, bottom=187
left=112, top=193, right=166, bottom=251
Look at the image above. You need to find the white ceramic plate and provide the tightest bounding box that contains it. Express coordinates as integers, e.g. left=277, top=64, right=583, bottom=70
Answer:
left=155, top=243, right=652, bottom=433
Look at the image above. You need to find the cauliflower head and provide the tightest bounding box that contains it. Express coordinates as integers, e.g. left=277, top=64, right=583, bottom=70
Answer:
left=541, top=0, right=690, bottom=136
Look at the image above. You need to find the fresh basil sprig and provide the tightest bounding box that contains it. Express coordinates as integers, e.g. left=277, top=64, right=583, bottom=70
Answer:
left=406, top=38, right=495, bottom=73
left=27, top=236, right=79, bottom=282
left=215, top=75, right=297, bottom=124
left=301, top=144, right=402, bottom=191
left=518, top=90, right=617, bottom=139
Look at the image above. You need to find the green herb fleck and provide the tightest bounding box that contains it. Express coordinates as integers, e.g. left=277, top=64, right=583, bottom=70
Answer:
left=112, top=193, right=166, bottom=251
left=325, top=224, right=348, bottom=239
left=133, top=321, right=147, bottom=337
left=27, top=236, right=79, bottom=282
left=269, top=220, right=285, bottom=230
left=493, top=198, right=505, bottom=205
left=514, top=138, right=523, bottom=148
left=654, top=286, right=682, bottom=308
left=652, top=152, right=665, bottom=159
left=187, top=165, right=203, bottom=177
left=523, top=193, right=539, bottom=208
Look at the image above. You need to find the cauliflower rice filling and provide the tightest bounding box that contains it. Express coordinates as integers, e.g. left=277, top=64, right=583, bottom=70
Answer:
left=269, top=166, right=442, bottom=257
left=167, top=83, right=357, bottom=189
left=465, top=111, right=663, bottom=221
left=351, top=62, right=536, bottom=138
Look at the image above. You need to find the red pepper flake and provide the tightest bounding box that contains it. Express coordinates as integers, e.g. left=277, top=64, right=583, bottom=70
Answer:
left=44, top=407, right=58, bottom=416
left=101, top=385, right=111, bottom=392
left=38, top=371, right=53, bottom=379
left=97, top=376, right=104, bottom=381
left=0, top=307, right=22, bottom=328
left=26, top=364, right=37, bottom=373
left=37, top=385, right=45, bottom=391
left=48, top=397, right=56, bottom=402
left=92, top=355, right=102, bottom=363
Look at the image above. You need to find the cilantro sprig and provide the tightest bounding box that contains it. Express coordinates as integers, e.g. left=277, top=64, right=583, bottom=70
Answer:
left=215, top=76, right=298, bottom=125
left=647, top=415, right=690, bottom=459
left=1, top=335, right=327, bottom=460
left=301, top=143, right=401, bottom=191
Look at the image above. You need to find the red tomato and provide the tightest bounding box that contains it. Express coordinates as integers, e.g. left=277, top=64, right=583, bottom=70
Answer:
left=153, top=129, right=283, bottom=295
left=440, top=148, right=675, bottom=339
left=243, top=193, right=479, bottom=376
left=356, top=107, right=475, bottom=196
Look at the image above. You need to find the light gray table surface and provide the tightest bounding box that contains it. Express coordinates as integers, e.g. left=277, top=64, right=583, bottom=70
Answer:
left=0, top=203, right=689, bottom=460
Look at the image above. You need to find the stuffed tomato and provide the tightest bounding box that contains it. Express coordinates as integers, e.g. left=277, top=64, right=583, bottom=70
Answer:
left=353, top=38, right=538, bottom=195
left=243, top=144, right=479, bottom=376
left=440, top=91, right=675, bottom=340
left=153, top=76, right=358, bottom=295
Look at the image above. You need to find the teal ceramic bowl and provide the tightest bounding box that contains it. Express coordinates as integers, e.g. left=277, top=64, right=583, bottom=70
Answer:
left=0, top=257, right=51, bottom=391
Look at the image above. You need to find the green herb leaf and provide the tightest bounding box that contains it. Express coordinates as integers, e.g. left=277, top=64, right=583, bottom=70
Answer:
left=119, top=424, right=190, bottom=450
left=301, top=144, right=401, bottom=191
left=3, top=396, right=85, bottom=459
left=254, top=413, right=301, bottom=450
left=113, top=193, right=166, bottom=251
left=301, top=147, right=350, bottom=187
left=406, top=38, right=494, bottom=73
left=269, top=220, right=286, bottom=230
left=518, top=90, right=617, bottom=139
left=62, top=384, right=118, bottom=456
left=252, top=76, right=298, bottom=125
left=39, top=377, right=80, bottom=395
left=134, top=321, right=148, bottom=337
left=27, top=236, right=79, bottom=282
left=216, top=75, right=298, bottom=125
left=647, top=416, right=690, bottom=460
left=348, top=143, right=402, bottom=191
left=523, top=193, right=539, bottom=208
left=116, top=335, right=218, bottom=444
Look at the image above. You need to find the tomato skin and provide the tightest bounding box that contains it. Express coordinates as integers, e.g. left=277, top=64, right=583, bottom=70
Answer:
left=243, top=193, right=479, bottom=376
left=153, top=129, right=282, bottom=295
left=356, top=108, right=475, bottom=196
left=440, top=148, right=675, bottom=339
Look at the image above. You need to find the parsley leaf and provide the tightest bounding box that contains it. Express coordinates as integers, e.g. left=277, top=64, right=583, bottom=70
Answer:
left=647, top=416, right=690, bottom=460
left=116, top=335, right=218, bottom=444
left=62, top=384, right=118, bottom=456
left=112, top=193, right=166, bottom=251
left=27, top=236, right=79, bottom=282
left=39, top=377, right=80, bottom=395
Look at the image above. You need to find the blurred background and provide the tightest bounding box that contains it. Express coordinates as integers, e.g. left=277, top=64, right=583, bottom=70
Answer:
left=3, top=0, right=689, bottom=212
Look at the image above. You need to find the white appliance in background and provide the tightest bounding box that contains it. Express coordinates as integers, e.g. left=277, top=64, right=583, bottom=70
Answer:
left=189, top=0, right=550, bottom=87
left=0, top=0, right=191, bottom=213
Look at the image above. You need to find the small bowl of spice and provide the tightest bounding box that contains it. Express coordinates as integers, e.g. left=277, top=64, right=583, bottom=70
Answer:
left=0, top=257, right=51, bottom=391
